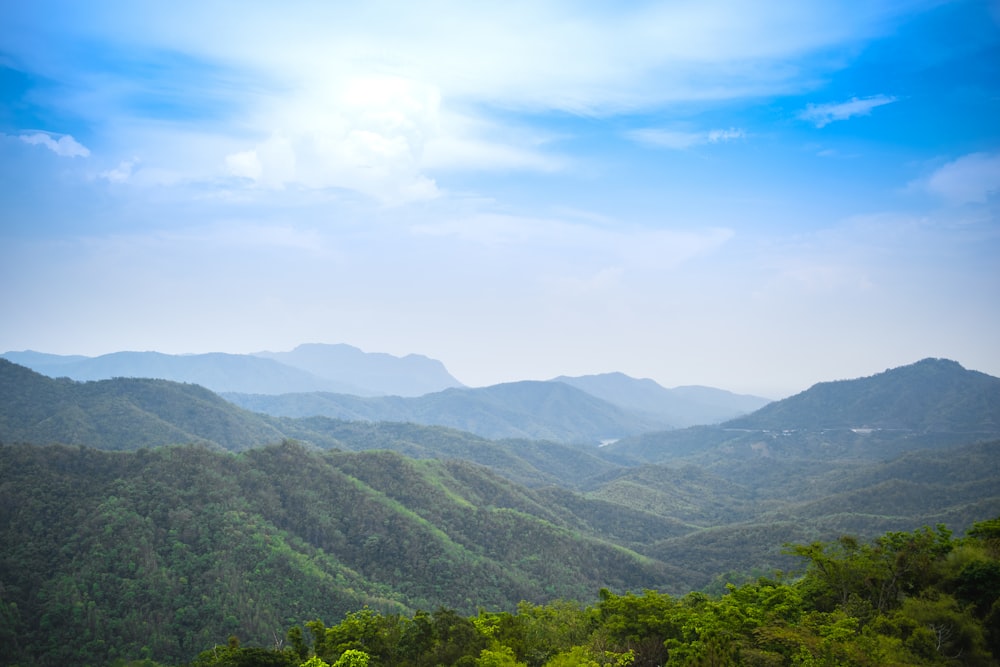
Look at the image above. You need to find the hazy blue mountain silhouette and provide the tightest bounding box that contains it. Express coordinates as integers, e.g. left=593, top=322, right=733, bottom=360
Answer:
left=549, top=372, right=770, bottom=427
left=2, top=344, right=465, bottom=397
left=255, top=343, right=464, bottom=396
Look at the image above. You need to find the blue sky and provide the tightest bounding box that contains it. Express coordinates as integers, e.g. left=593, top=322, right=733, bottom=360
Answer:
left=1, top=1, right=998, bottom=396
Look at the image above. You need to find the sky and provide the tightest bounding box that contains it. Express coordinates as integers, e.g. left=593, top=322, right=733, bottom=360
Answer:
left=1, top=1, right=998, bottom=397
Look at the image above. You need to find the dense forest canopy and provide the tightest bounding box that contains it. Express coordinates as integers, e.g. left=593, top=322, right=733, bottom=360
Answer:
left=8, top=518, right=997, bottom=666
left=2, top=441, right=999, bottom=666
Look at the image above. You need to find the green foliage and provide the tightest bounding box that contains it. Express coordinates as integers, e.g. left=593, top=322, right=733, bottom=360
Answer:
left=542, top=645, right=602, bottom=666
left=188, top=645, right=297, bottom=666
left=788, top=525, right=953, bottom=615
left=0, top=442, right=675, bottom=666
left=5, top=501, right=1000, bottom=666
left=332, top=650, right=371, bottom=667
left=475, top=644, right=526, bottom=667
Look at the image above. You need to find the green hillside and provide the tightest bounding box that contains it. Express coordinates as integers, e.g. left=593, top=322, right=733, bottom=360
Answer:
left=726, top=357, right=1000, bottom=431
left=0, top=441, right=684, bottom=666
left=606, top=358, right=1000, bottom=466
left=0, top=359, right=286, bottom=450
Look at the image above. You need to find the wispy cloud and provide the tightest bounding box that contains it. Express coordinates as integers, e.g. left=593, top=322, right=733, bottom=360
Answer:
left=83, top=2, right=915, bottom=114
left=799, top=95, right=897, bottom=127
left=100, top=158, right=139, bottom=183
left=628, top=127, right=745, bottom=150
left=19, top=131, right=90, bottom=157
left=411, top=213, right=734, bottom=270
left=918, top=152, right=1000, bottom=205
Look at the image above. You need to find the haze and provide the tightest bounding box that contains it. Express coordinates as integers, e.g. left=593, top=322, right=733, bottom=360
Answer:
left=1, top=1, right=998, bottom=398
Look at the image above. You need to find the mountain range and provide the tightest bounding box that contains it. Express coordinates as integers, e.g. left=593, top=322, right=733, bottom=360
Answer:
left=3, top=344, right=772, bottom=440
left=1, top=355, right=998, bottom=665
left=1, top=344, right=464, bottom=397
left=223, top=381, right=675, bottom=442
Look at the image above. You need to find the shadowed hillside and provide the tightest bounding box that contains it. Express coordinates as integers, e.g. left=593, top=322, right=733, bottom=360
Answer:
left=224, top=380, right=672, bottom=443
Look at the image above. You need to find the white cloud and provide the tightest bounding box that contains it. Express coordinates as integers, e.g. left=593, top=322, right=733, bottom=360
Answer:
left=628, top=127, right=745, bottom=150
left=421, top=110, right=562, bottom=172
left=707, top=128, right=745, bottom=143
left=225, top=150, right=261, bottom=181
left=223, top=76, right=441, bottom=203
left=921, top=152, right=1000, bottom=205
left=100, top=158, right=139, bottom=183
left=5, top=2, right=928, bottom=201
left=799, top=95, right=897, bottom=127
left=19, top=131, right=90, bottom=157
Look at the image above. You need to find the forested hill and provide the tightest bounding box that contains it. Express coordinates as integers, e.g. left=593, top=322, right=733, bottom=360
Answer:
left=725, top=357, right=1000, bottom=431
left=3, top=440, right=998, bottom=666
left=0, top=358, right=286, bottom=450
left=605, top=358, right=1000, bottom=465
left=0, top=359, right=628, bottom=487
left=0, top=441, right=682, bottom=665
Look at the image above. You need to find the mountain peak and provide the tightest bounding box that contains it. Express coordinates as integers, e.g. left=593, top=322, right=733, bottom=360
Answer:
left=725, top=358, right=1000, bottom=432
left=256, top=343, right=464, bottom=396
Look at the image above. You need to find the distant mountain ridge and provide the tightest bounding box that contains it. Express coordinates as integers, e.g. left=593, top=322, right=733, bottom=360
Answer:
left=724, top=357, right=1000, bottom=432
left=605, top=357, right=1000, bottom=465
left=2, top=346, right=770, bottom=429
left=1, top=343, right=465, bottom=397
left=256, top=343, right=463, bottom=397
left=549, top=372, right=770, bottom=427
left=224, top=380, right=673, bottom=443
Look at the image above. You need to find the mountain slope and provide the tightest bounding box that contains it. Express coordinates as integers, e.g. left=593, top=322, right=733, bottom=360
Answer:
left=550, top=372, right=770, bottom=427
left=605, top=358, right=1000, bottom=465
left=0, top=359, right=622, bottom=486
left=0, top=358, right=286, bottom=450
left=0, top=441, right=682, bottom=665
left=225, top=381, right=672, bottom=443
left=725, top=357, right=1000, bottom=431
left=270, top=416, right=620, bottom=488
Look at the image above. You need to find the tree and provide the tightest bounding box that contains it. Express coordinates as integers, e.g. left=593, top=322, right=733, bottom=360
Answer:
left=596, top=589, right=676, bottom=667
left=333, top=649, right=371, bottom=667
left=788, top=526, right=953, bottom=616
left=475, top=644, right=526, bottom=667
